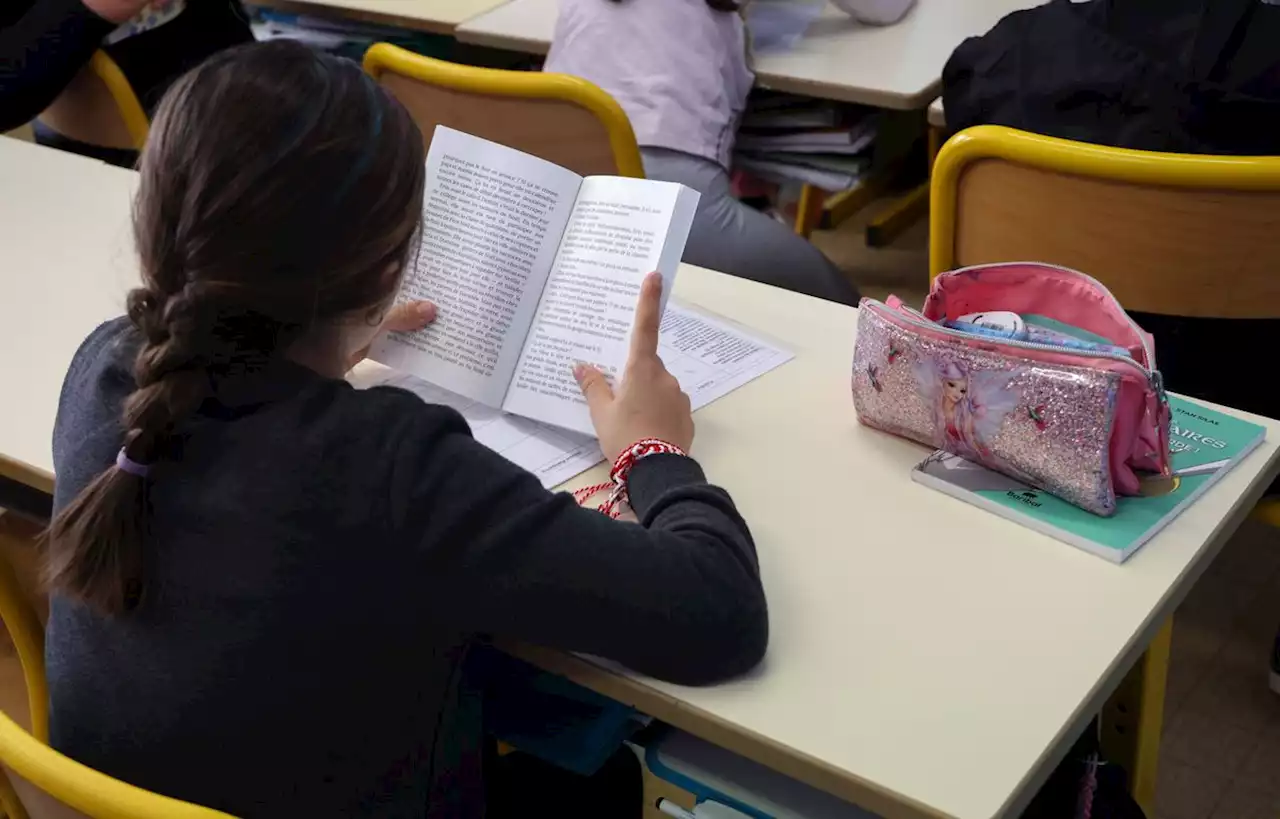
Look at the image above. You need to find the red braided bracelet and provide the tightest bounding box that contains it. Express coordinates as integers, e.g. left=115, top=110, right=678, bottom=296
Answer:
left=573, top=438, right=688, bottom=518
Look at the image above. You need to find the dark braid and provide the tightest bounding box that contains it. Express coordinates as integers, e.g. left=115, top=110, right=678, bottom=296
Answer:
left=44, top=41, right=426, bottom=614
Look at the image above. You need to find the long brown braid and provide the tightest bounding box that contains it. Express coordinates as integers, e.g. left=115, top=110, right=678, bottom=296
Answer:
left=45, top=41, right=426, bottom=614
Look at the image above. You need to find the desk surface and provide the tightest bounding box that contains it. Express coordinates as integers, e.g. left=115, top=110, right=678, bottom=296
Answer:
left=455, top=0, right=1034, bottom=109
left=3, top=136, right=1279, bottom=819
left=248, top=0, right=511, bottom=34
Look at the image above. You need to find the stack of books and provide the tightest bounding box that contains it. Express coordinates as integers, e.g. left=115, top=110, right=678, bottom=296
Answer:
left=732, top=94, right=878, bottom=192
left=247, top=8, right=447, bottom=60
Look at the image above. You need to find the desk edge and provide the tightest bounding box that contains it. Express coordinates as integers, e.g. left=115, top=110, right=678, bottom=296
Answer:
left=499, top=642, right=956, bottom=819
left=0, top=456, right=54, bottom=497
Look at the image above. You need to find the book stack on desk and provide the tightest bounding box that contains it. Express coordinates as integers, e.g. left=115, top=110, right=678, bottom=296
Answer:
left=732, top=94, right=877, bottom=192
left=247, top=8, right=446, bottom=60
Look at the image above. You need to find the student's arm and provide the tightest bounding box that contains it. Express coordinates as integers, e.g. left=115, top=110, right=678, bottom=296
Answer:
left=830, top=0, right=915, bottom=25
left=0, top=0, right=126, bottom=132
left=383, top=402, right=767, bottom=686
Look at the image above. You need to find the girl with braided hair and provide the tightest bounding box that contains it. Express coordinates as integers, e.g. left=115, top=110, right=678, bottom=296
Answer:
left=44, top=40, right=766, bottom=818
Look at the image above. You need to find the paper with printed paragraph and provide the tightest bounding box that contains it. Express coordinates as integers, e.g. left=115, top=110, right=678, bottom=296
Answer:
left=354, top=301, right=793, bottom=488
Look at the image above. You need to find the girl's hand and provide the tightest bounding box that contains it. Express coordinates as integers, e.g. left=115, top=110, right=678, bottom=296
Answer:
left=348, top=300, right=437, bottom=370
left=81, top=0, right=153, bottom=24
left=574, top=273, right=693, bottom=460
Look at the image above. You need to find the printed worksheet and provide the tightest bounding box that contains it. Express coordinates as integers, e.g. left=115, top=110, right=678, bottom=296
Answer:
left=354, top=302, right=793, bottom=488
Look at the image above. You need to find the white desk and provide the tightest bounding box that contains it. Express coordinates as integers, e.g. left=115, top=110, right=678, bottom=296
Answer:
left=3, top=136, right=1279, bottom=819
left=0, top=141, right=136, bottom=493
left=455, top=0, right=1035, bottom=109
left=248, top=0, right=512, bottom=35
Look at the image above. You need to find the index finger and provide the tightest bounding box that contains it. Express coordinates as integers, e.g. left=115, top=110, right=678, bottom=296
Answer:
left=382, top=300, right=438, bottom=333
left=628, top=272, right=663, bottom=363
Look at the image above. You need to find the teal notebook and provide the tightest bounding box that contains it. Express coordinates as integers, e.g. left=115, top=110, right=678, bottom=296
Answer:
left=911, top=396, right=1267, bottom=564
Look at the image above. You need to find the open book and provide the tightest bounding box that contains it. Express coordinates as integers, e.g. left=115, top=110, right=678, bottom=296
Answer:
left=353, top=302, right=794, bottom=488
left=371, top=126, right=701, bottom=436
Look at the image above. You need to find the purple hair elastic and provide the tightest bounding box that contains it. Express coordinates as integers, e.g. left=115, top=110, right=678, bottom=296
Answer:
left=115, top=448, right=151, bottom=479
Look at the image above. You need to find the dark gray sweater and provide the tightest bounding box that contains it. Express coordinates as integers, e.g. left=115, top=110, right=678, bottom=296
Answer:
left=49, top=318, right=767, bottom=818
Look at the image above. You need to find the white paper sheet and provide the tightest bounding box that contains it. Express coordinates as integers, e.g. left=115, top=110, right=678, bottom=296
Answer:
left=352, top=302, right=793, bottom=488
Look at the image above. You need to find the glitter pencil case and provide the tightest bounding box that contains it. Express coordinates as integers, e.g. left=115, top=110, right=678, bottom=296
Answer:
left=852, top=262, right=1170, bottom=516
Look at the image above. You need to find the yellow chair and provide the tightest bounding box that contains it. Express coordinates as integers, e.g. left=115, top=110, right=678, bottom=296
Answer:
left=0, top=515, right=231, bottom=819
left=930, top=125, right=1280, bottom=484
left=0, top=707, right=235, bottom=819
left=0, top=512, right=47, bottom=744
left=362, top=43, right=643, bottom=179
left=929, top=124, right=1280, bottom=817
left=87, top=51, right=149, bottom=150
left=38, top=51, right=148, bottom=154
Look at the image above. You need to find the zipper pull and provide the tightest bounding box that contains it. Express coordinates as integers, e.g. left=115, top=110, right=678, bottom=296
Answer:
left=1147, top=369, right=1173, bottom=476
left=1150, top=370, right=1168, bottom=405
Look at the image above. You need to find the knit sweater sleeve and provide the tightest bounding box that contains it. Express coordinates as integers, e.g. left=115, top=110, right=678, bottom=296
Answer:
left=379, top=392, right=769, bottom=686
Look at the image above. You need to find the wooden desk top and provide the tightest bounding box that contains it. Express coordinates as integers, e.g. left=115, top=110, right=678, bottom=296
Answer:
left=249, top=0, right=512, bottom=35
left=3, top=137, right=1278, bottom=819
left=456, top=0, right=1038, bottom=109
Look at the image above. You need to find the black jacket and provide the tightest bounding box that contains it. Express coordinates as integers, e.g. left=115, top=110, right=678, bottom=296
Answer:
left=49, top=318, right=768, bottom=817
left=943, top=0, right=1280, bottom=155
left=0, top=0, right=252, bottom=133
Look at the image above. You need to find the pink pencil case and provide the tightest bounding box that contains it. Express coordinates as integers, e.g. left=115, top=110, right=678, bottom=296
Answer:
left=852, top=262, right=1170, bottom=516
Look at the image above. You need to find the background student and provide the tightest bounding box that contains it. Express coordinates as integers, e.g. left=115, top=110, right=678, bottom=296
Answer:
left=0, top=0, right=251, bottom=166
left=544, top=0, right=915, bottom=307
left=45, top=41, right=767, bottom=818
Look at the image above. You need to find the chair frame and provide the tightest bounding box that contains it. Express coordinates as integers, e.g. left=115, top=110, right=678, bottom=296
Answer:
left=0, top=522, right=232, bottom=818
left=87, top=51, right=149, bottom=150
left=361, top=43, right=644, bottom=179
left=929, top=124, right=1280, bottom=278
left=0, top=708, right=235, bottom=819
left=0, top=540, right=46, bottom=745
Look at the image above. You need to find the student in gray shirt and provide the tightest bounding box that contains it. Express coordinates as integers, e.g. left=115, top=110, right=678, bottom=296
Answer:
left=545, top=0, right=916, bottom=306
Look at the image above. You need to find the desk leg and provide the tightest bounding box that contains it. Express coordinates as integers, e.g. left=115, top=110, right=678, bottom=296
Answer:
left=1101, top=617, right=1172, bottom=817
left=796, top=166, right=896, bottom=239
left=795, top=183, right=826, bottom=239
left=864, top=126, right=942, bottom=248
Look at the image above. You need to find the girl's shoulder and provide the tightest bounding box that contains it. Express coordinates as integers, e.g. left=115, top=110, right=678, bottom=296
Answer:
left=62, top=317, right=143, bottom=400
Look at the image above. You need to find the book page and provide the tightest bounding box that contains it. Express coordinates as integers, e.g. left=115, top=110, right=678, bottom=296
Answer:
left=370, top=127, right=581, bottom=406
left=658, top=303, right=794, bottom=411
left=352, top=367, right=603, bottom=489
left=351, top=301, right=791, bottom=486
left=501, top=176, right=699, bottom=434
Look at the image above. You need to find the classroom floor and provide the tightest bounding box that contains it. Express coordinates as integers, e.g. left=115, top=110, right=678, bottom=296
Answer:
left=1, top=133, right=1278, bottom=818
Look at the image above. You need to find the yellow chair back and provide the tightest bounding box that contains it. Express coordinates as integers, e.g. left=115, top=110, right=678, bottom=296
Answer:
left=0, top=515, right=230, bottom=819
left=87, top=51, right=149, bottom=150
left=0, top=512, right=47, bottom=744
left=38, top=52, right=148, bottom=153
left=362, top=43, right=643, bottom=179
left=0, top=708, right=235, bottom=819
left=929, top=125, right=1280, bottom=319
left=929, top=125, right=1280, bottom=525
